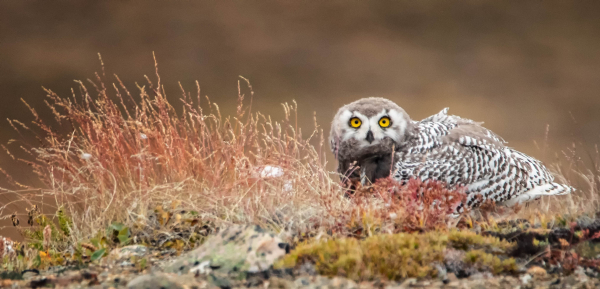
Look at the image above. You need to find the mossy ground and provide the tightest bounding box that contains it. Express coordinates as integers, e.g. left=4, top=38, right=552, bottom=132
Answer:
left=276, top=230, right=517, bottom=281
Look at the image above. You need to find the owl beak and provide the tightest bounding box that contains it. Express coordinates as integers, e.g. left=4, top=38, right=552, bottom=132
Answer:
left=365, top=130, right=374, bottom=143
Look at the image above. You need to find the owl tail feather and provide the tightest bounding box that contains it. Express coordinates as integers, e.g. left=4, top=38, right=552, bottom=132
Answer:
left=502, top=183, right=574, bottom=207
left=545, top=183, right=575, bottom=196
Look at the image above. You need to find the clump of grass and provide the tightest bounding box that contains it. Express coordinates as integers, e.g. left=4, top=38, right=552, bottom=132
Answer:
left=0, top=57, right=347, bottom=245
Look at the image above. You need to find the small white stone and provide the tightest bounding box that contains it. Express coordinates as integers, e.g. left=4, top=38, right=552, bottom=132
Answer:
left=259, top=166, right=284, bottom=178
left=520, top=274, right=532, bottom=284
left=81, top=153, right=92, bottom=160
left=140, top=133, right=148, bottom=140
left=389, top=212, right=397, bottom=219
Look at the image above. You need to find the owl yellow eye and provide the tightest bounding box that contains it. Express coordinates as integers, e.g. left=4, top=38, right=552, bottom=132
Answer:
left=379, top=117, right=391, bottom=128
left=349, top=117, right=362, bottom=128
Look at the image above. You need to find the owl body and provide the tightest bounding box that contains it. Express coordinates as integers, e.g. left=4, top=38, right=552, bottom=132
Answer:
left=394, top=108, right=572, bottom=212
left=330, top=98, right=573, bottom=212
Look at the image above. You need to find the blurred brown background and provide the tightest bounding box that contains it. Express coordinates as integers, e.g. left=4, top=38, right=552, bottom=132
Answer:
left=1, top=1, right=599, bottom=238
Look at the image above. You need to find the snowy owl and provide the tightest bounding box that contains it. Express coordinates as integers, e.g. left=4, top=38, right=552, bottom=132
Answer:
left=329, top=97, right=573, bottom=212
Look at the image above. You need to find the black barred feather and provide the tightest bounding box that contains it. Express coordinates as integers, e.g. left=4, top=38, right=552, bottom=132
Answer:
left=393, top=108, right=573, bottom=213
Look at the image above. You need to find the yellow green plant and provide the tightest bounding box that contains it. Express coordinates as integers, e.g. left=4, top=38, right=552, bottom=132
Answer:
left=278, top=232, right=448, bottom=281
left=448, top=230, right=514, bottom=253
left=278, top=230, right=518, bottom=281
left=464, top=249, right=518, bottom=274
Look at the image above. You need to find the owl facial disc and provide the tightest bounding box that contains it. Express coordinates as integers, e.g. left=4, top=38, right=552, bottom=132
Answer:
left=336, top=107, right=408, bottom=148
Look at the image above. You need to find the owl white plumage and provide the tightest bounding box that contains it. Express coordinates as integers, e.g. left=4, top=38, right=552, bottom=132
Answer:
left=329, top=97, right=573, bottom=213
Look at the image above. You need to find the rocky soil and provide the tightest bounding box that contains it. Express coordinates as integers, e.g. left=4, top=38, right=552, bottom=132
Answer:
left=3, top=224, right=600, bottom=289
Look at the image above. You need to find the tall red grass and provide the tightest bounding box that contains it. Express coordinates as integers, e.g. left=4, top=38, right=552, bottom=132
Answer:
left=0, top=58, right=349, bottom=243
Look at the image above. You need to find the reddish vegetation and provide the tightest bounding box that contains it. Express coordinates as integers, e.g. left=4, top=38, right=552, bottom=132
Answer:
left=327, top=178, right=467, bottom=237
left=1, top=59, right=340, bottom=241
left=392, top=178, right=467, bottom=232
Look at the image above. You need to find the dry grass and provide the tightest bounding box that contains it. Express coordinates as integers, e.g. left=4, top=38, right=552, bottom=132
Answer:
left=515, top=143, right=600, bottom=222
left=0, top=58, right=350, bottom=245
left=0, top=58, right=595, bottom=252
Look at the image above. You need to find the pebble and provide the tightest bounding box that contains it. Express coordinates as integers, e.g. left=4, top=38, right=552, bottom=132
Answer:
left=109, top=245, right=149, bottom=260
left=526, top=266, right=547, bottom=278
left=519, top=274, right=532, bottom=285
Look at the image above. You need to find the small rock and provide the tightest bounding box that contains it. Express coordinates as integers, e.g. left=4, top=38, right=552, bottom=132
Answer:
left=573, top=266, right=590, bottom=283
left=208, top=273, right=233, bottom=289
left=267, top=277, right=293, bottom=289
left=110, top=245, right=149, bottom=260
left=520, top=274, right=532, bottom=285
left=574, top=266, right=586, bottom=277
left=20, top=270, right=38, bottom=280
left=398, top=278, right=417, bottom=287
left=314, top=276, right=332, bottom=287
left=575, top=215, right=597, bottom=228
left=446, top=273, right=458, bottom=282
left=470, top=284, right=487, bottom=289
left=293, top=277, right=311, bottom=287
left=485, top=278, right=500, bottom=287
left=469, top=273, right=483, bottom=280
left=329, top=276, right=358, bottom=289
left=434, top=263, right=447, bottom=281
left=585, top=267, right=598, bottom=277
left=562, top=275, right=579, bottom=287
left=526, top=266, right=547, bottom=278
left=164, top=225, right=287, bottom=278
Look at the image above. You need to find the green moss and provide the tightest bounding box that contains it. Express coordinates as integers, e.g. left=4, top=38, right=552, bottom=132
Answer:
left=277, top=230, right=518, bottom=281
left=277, top=232, right=448, bottom=281
left=448, top=230, right=514, bottom=253
left=464, top=249, right=518, bottom=274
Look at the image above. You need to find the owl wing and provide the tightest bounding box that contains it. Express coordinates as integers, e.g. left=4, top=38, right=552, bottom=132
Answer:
left=394, top=108, right=568, bottom=211
left=403, top=108, right=503, bottom=153
left=396, top=110, right=507, bottom=186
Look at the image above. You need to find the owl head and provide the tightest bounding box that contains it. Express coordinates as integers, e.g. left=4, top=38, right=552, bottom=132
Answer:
left=329, top=97, right=413, bottom=184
